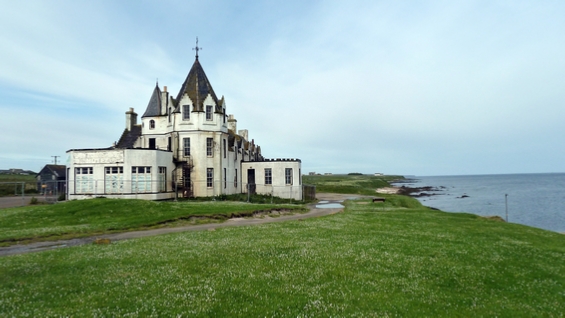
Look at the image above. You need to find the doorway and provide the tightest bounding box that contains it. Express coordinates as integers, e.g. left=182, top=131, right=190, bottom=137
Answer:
left=247, top=169, right=256, bottom=195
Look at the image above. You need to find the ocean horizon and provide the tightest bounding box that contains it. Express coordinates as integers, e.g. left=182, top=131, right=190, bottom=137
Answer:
left=394, top=173, right=565, bottom=233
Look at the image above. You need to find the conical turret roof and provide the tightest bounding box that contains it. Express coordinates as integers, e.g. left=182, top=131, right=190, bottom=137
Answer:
left=175, top=58, right=219, bottom=111
left=142, top=84, right=162, bottom=117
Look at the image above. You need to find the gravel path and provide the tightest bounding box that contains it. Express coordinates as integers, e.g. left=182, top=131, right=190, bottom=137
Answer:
left=0, top=193, right=366, bottom=257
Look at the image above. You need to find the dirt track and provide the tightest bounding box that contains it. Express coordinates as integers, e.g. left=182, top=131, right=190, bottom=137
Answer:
left=0, top=193, right=368, bottom=257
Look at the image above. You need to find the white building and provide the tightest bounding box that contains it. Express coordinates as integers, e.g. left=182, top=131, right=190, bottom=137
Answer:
left=67, top=51, right=302, bottom=200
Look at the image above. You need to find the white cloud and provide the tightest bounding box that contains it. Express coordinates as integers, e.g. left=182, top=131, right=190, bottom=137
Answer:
left=1, top=0, right=564, bottom=175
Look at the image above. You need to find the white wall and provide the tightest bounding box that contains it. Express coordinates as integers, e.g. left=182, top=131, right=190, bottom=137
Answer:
left=68, top=148, right=175, bottom=200
left=241, top=160, right=302, bottom=200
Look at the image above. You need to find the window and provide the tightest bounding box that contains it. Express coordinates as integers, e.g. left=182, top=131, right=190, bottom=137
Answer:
left=206, top=138, right=213, bottom=157
left=183, top=105, right=190, bottom=120
left=265, top=168, right=272, bottom=185
left=168, top=107, right=171, bottom=122
left=224, top=168, right=227, bottom=189
left=105, top=166, right=124, bottom=194
left=183, top=138, right=190, bottom=157
left=149, top=120, right=155, bottom=129
left=132, top=166, right=151, bottom=193
left=75, top=167, right=93, bottom=194
left=149, top=138, right=156, bottom=149
left=158, top=167, right=166, bottom=192
left=223, top=139, right=226, bottom=158
left=207, top=168, right=213, bottom=188
left=285, top=168, right=293, bottom=185
left=234, top=169, right=238, bottom=188
left=206, top=105, right=213, bottom=121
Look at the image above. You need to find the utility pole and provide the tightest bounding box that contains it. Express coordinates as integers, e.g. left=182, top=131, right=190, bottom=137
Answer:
left=505, top=194, right=508, bottom=222
left=52, top=156, right=60, bottom=165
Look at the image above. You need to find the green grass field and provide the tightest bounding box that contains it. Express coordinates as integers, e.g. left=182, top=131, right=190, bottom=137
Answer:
left=303, top=174, right=402, bottom=195
left=0, top=199, right=306, bottom=246
left=1, top=175, right=564, bottom=316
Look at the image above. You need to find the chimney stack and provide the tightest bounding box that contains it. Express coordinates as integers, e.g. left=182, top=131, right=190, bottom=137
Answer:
left=238, top=129, right=248, bottom=141
left=228, top=114, right=237, bottom=132
left=125, top=107, right=138, bottom=131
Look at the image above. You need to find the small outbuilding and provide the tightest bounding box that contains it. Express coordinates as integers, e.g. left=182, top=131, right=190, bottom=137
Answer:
left=36, top=164, right=67, bottom=195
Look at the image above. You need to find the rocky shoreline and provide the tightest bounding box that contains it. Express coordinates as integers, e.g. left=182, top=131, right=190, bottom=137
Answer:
left=376, top=184, right=446, bottom=198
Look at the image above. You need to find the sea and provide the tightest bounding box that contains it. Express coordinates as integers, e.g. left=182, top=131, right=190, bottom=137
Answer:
left=393, top=173, right=565, bottom=233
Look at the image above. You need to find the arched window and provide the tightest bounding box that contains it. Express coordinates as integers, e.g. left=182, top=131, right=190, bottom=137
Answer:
left=149, top=120, right=155, bottom=129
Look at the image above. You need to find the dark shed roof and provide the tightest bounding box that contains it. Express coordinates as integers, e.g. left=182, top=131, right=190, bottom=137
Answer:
left=37, top=164, right=67, bottom=179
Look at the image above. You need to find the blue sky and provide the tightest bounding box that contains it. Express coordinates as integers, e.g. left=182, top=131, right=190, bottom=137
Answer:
left=1, top=0, right=564, bottom=176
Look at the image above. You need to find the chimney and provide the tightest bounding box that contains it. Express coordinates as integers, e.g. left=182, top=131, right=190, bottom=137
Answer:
left=163, top=86, right=167, bottom=92
left=125, top=107, right=138, bottom=131
left=238, top=129, right=248, bottom=141
left=228, top=114, right=237, bottom=132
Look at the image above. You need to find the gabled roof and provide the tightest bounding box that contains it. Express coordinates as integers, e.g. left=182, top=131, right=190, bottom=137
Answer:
left=116, top=125, right=142, bottom=149
left=175, top=58, right=219, bottom=111
left=37, top=164, right=67, bottom=179
left=142, top=84, right=162, bottom=117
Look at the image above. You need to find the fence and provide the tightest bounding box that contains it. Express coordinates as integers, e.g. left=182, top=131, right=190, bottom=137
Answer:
left=302, top=184, right=316, bottom=201
left=0, top=181, right=66, bottom=207
left=0, top=179, right=316, bottom=208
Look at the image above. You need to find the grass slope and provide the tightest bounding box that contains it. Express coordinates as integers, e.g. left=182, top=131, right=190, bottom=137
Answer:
left=1, top=198, right=564, bottom=316
left=303, top=174, right=403, bottom=195
left=0, top=199, right=306, bottom=245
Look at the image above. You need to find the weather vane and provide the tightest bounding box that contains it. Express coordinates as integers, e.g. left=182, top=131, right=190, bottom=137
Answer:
left=193, top=37, right=202, bottom=59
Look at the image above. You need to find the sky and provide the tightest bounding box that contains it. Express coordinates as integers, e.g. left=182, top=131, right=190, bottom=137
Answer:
left=1, top=0, right=564, bottom=176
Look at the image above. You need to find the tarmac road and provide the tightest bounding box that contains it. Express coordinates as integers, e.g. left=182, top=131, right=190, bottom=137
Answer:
left=0, top=196, right=54, bottom=209
left=0, top=193, right=366, bottom=257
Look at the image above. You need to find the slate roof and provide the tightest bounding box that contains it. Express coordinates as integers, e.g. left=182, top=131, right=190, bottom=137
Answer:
left=175, top=58, right=219, bottom=111
left=142, top=84, right=162, bottom=117
left=37, top=164, right=67, bottom=179
left=116, top=125, right=142, bottom=149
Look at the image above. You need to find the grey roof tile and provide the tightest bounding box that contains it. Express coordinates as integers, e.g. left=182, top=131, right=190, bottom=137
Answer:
left=116, top=125, right=142, bottom=148
left=142, top=85, right=162, bottom=117
left=175, top=59, right=218, bottom=111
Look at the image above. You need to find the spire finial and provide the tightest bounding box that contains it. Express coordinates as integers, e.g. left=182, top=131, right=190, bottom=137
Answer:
left=193, top=37, right=202, bottom=60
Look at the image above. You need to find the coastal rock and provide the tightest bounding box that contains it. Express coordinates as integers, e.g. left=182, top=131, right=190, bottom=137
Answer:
left=397, top=185, right=443, bottom=197
left=482, top=216, right=505, bottom=222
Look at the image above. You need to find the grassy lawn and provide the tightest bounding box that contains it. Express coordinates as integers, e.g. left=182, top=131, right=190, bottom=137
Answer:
left=1, top=196, right=564, bottom=316
left=303, top=174, right=403, bottom=195
left=0, top=174, right=37, bottom=196
left=0, top=199, right=307, bottom=246
left=1, top=175, right=563, bottom=316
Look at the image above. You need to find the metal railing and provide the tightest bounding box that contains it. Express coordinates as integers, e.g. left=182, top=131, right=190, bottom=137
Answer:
left=0, top=179, right=315, bottom=208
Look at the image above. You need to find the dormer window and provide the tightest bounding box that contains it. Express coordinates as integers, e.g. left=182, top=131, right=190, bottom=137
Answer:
left=183, top=105, right=190, bottom=120
left=206, top=105, right=213, bottom=121
left=149, top=120, right=155, bottom=129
